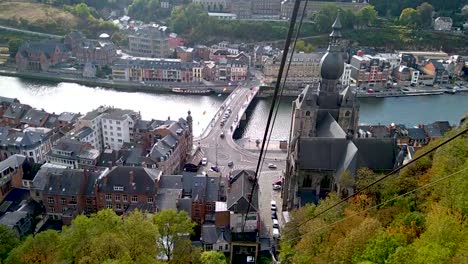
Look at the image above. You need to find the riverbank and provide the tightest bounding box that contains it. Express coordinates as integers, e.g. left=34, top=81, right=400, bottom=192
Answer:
left=0, top=68, right=234, bottom=94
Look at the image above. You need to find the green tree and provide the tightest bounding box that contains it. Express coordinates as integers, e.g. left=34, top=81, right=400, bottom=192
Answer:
left=399, top=8, right=419, bottom=26
left=8, top=39, right=23, bottom=57
left=353, top=232, right=406, bottom=264
left=417, top=2, right=434, bottom=28
left=5, top=230, right=61, bottom=264
left=0, top=225, right=19, bottom=261
left=357, top=5, right=378, bottom=27
left=199, top=251, right=227, bottom=264
left=153, top=209, right=195, bottom=262
left=294, top=40, right=315, bottom=53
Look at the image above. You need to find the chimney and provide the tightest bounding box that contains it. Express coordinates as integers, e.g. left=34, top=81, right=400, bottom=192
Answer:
left=129, top=170, right=134, bottom=184
left=107, top=161, right=113, bottom=169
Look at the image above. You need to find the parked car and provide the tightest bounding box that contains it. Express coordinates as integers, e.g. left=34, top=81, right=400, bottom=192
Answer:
left=272, top=184, right=282, bottom=191
left=228, top=161, right=234, bottom=167
left=201, top=158, right=208, bottom=166
left=271, top=211, right=278, bottom=220
left=272, top=228, right=280, bottom=239
left=272, top=219, right=279, bottom=229
left=268, top=163, right=277, bottom=169
left=271, top=200, right=277, bottom=211
left=220, top=132, right=225, bottom=139
left=211, top=166, right=220, bottom=172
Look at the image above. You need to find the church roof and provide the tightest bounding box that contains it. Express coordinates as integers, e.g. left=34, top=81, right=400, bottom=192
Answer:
left=354, top=138, right=397, bottom=170
left=316, top=113, right=347, bottom=138
left=298, top=138, right=350, bottom=171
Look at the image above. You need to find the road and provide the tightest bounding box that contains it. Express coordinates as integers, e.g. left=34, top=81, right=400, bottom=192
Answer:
left=0, top=24, right=63, bottom=39
left=197, top=75, right=286, bottom=240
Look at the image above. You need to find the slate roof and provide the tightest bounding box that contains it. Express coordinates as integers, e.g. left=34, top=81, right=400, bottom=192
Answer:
left=316, top=113, right=346, bottom=138
left=206, top=177, right=221, bottom=202
left=298, top=138, right=350, bottom=170
left=58, top=112, right=80, bottom=123
left=44, top=114, right=59, bottom=129
left=48, top=138, right=99, bottom=160
left=135, top=119, right=153, bottom=131
left=0, top=211, right=29, bottom=227
left=177, top=197, right=192, bottom=215
left=159, top=175, right=182, bottom=189
left=20, top=109, right=49, bottom=127
left=120, top=143, right=144, bottom=166
left=149, top=135, right=177, bottom=161
left=3, top=103, right=30, bottom=120
left=0, top=96, right=18, bottom=105
left=432, top=121, right=451, bottom=135
left=42, top=169, right=86, bottom=196
left=0, top=154, right=26, bottom=172
left=353, top=138, right=397, bottom=170
left=408, top=128, right=428, bottom=140
left=71, top=127, right=93, bottom=140
left=201, top=224, right=231, bottom=244
left=98, top=166, right=161, bottom=195
left=227, top=170, right=258, bottom=213
left=156, top=188, right=182, bottom=211
left=182, top=171, right=196, bottom=195
left=101, top=108, right=138, bottom=121
left=0, top=128, right=50, bottom=149
left=192, top=176, right=206, bottom=201
left=424, top=124, right=443, bottom=138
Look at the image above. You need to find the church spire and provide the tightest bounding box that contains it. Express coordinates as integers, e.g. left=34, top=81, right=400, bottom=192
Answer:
left=319, top=13, right=344, bottom=81
left=328, top=13, right=342, bottom=51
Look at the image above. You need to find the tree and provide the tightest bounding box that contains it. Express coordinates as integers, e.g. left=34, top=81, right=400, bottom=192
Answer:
left=5, top=230, right=61, bottom=264
left=295, top=40, right=315, bottom=53
left=399, top=8, right=419, bottom=26
left=8, top=39, right=23, bottom=57
left=199, top=251, right=227, bottom=264
left=357, top=5, right=378, bottom=27
left=417, top=2, right=434, bottom=28
left=353, top=232, right=406, bottom=264
left=0, top=225, right=19, bottom=261
left=152, top=210, right=195, bottom=262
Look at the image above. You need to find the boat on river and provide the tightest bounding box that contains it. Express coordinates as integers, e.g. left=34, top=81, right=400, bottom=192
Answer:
left=171, top=87, right=214, bottom=95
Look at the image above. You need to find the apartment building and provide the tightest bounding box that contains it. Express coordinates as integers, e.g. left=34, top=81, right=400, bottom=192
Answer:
left=46, top=138, right=100, bottom=169
left=263, top=52, right=323, bottom=87
left=350, top=50, right=391, bottom=88
left=101, top=108, right=141, bottom=151
left=128, top=25, right=171, bottom=58
left=0, top=127, right=52, bottom=163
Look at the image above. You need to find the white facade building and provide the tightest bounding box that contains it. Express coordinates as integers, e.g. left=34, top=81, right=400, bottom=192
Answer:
left=101, top=109, right=140, bottom=151
left=341, top=63, right=352, bottom=86
left=411, top=70, right=420, bottom=85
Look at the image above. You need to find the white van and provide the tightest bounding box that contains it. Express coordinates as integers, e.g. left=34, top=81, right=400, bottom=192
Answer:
left=272, top=228, right=280, bottom=239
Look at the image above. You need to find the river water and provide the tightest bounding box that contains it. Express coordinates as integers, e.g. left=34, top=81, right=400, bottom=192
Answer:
left=1, top=76, right=467, bottom=139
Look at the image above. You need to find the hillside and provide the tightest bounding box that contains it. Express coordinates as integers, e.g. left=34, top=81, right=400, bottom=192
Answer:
left=0, top=1, right=79, bottom=35
left=280, top=120, right=468, bottom=264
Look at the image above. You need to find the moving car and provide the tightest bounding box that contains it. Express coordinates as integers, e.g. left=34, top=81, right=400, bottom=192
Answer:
left=271, top=211, right=278, bottom=220
left=272, top=228, right=280, bottom=239
left=272, top=184, right=282, bottom=191
left=211, top=166, right=220, bottom=172
left=220, top=132, right=225, bottom=139
left=201, top=158, right=208, bottom=166
left=271, top=200, right=277, bottom=211
left=268, top=163, right=277, bottom=169
left=228, top=161, right=234, bottom=167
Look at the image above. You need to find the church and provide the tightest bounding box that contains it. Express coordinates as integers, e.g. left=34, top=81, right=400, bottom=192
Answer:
left=282, top=15, right=399, bottom=211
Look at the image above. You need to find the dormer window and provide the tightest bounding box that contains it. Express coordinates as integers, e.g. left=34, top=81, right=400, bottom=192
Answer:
left=113, top=186, right=124, bottom=191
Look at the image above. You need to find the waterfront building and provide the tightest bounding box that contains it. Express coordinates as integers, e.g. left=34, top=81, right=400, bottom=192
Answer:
left=128, top=25, right=171, bottom=58
left=193, top=0, right=229, bottom=12
left=419, top=59, right=450, bottom=85
left=350, top=50, right=391, bottom=89
left=229, top=0, right=253, bottom=19
left=15, top=41, right=70, bottom=72
left=208, top=12, right=238, bottom=20
left=252, top=0, right=282, bottom=16
left=263, top=52, right=323, bottom=88
left=65, top=31, right=117, bottom=67
left=1, top=103, right=32, bottom=128
left=282, top=16, right=398, bottom=210
left=20, top=108, right=50, bottom=128
left=111, top=57, right=202, bottom=83
left=101, top=108, right=141, bottom=151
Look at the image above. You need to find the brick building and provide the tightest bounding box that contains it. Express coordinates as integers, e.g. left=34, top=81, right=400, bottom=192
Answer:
left=350, top=50, right=391, bottom=88
left=16, top=41, right=70, bottom=72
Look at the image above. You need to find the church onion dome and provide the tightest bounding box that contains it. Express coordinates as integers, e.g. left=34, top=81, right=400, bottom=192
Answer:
left=319, top=14, right=344, bottom=80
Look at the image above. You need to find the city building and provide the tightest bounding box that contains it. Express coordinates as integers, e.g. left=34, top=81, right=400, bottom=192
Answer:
left=32, top=167, right=104, bottom=224
left=373, top=53, right=401, bottom=70
left=350, top=50, right=391, bottom=88
left=263, top=52, right=323, bottom=88
left=280, top=0, right=368, bottom=20
left=0, top=97, right=19, bottom=118
left=101, top=108, right=141, bottom=151
left=1, top=103, right=31, bottom=128
left=112, top=57, right=202, bottom=83
left=419, top=59, right=449, bottom=85
left=65, top=31, right=117, bottom=66
left=282, top=16, right=398, bottom=210
left=74, top=107, right=108, bottom=152
left=128, top=25, right=171, bottom=58
left=0, top=127, right=52, bottom=163
left=20, top=108, right=50, bottom=128
left=45, top=138, right=100, bottom=169
left=16, top=41, right=70, bottom=72
left=0, top=155, right=27, bottom=201
left=434, top=17, right=453, bottom=31
left=227, top=170, right=259, bottom=264
left=193, top=0, right=229, bottom=12
left=0, top=210, right=34, bottom=237
left=340, top=63, right=352, bottom=86
left=57, top=112, right=80, bottom=129
left=230, top=0, right=253, bottom=19
left=201, top=224, right=231, bottom=252
left=252, top=0, right=282, bottom=16
left=208, top=12, right=238, bottom=20
left=95, top=166, right=161, bottom=213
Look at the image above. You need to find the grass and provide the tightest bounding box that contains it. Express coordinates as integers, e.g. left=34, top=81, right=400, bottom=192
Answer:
left=0, top=1, right=79, bottom=34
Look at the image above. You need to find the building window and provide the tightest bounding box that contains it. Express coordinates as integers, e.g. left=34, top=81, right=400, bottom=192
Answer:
left=71, top=196, right=76, bottom=203
left=219, top=245, right=223, bottom=251
left=147, top=197, right=153, bottom=203
left=123, top=195, right=128, bottom=202
left=225, top=244, right=229, bottom=250
left=49, top=207, right=55, bottom=213
left=48, top=197, right=55, bottom=204
left=117, top=133, right=122, bottom=137
left=105, top=194, right=112, bottom=201
left=104, top=131, right=108, bottom=135
left=111, top=138, right=115, bottom=142
left=115, top=195, right=120, bottom=202
left=62, top=207, right=67, bottom=212
left=116, top=121, right=120, bottom=125
left=86, top=198, right=92, bottom=204
left=115, top=204, right=121, bottom=210
left=206, top=204, right=213, bottom=211
left=109, top=120, right=113, bottom=124
left=131, top=196, right=138, bottom=203
left=29, top=151, right=33, bottom=156
left=118, top=139, right=123, bottom=143
left=305, top=111, right=310, bottom=116
left=205, top=244, right=212, bottom=250
left=106, top=203, right=112, bottom=209
left=117, top=127, right=122, bottom=131
left=110, top=132, right=114, bottom=136
left=110, top=126, right=113, bottom=130
left=104, top=125, right=107, bottom=129
left=61, top=198, right=66, bottom=205
left=105, top=137, right=109, bottom=141
left=113, top=186, right=124, bottom=191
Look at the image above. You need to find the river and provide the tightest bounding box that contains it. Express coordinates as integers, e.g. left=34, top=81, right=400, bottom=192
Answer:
left=1, top=76, right=467, bottom=139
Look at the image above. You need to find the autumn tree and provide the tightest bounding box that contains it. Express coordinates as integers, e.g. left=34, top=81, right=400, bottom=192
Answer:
left=200, top=251, right=227, bottom=264
left=399, top=8, right=419, bottom=26
left=5, top=230, right=61, bottom=264
left=0, top=225, right=19, bottom=261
